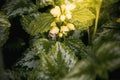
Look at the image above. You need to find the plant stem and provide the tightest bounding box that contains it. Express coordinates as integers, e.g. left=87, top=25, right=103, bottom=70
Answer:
left=92, top=0, right=102, bottom=39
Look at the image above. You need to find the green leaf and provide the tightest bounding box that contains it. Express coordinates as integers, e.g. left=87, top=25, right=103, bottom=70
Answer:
left=71, top=8, right=95, bottom=30
left=32, top=42, right=78, bottom=80
left=21, top=12, right=40, bottom=35
left=62, top=40, right=120, bottom=80
left=21, top=13, right=54, bottom=35
left=33, top=38, right=55, bottom=54
left=53, top=0, right=64, bottom=6
left=16, top=48, right=40, bottom=70
left=36, top=0, right=54, bottom=8
left=2, top=0, right=37, bottom=18
left=96, top=41, right=120, bottom=71
left=0, top=12, right=10, bottom=47
left=16, top=38, right=54, bottom=69
left=94, top=27, right=120, bottom=50
left=62, top=59, right=96, bottom=80
left=63, top=39, right=87, bottom=59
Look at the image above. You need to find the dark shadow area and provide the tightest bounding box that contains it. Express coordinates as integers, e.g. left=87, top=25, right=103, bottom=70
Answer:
left=2, top=16, right=30, bottom=69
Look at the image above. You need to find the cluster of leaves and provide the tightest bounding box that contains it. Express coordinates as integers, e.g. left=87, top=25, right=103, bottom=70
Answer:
left=0, top=0, right=120, bottom=80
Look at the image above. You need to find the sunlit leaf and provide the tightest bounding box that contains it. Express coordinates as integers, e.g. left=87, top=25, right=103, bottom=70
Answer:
left=71, top=8, right=95, bottom=30
left=21, top=13, right=54, bottom=35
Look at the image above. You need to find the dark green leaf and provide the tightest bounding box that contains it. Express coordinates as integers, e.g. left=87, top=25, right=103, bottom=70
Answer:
left=16, top=38, right=54, bottom=69
left=96, top=41, right=120, bottom=71
left=0, top=12, right=10, bottom=47
left=62, top=59, right=96, bottom=80
left=16, top=48, right=39, bottom=70
left=36, top=0, right=54, bottom=8
left=32, top=42, right=78, bottom=80
left=64, top=39, right=87, bottom=59
left=2, top=0, right=37, bottom=18
left=33, top=38, right=55, bottom=54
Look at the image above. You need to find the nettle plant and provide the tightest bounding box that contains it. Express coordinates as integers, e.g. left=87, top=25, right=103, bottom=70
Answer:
left=0, top=0, right=120, bottom=80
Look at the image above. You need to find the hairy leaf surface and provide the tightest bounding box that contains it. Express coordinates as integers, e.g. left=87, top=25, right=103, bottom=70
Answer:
left=21, top=13, right=54, bottom=35
left=31, top=42, right=77, bottom=80
left=71, top=8, right=95, bottom=30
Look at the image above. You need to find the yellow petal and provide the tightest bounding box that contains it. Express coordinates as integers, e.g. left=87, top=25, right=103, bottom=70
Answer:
left=60, top=26, right=69, bottom=32
left=50, top=6, right=61, bottom=17
left=50, top=26, right=59, bottom=34
left=67, top=23, right=75, bottom=30
left=65, top=4, right=76, bottom=11
left=50, top=22, right=56, bottom=27
left=66, top=13, right=72, bottom=19
left=60, top=15, right=66, bottom=21
left=59, top=33, right=63, bottom=37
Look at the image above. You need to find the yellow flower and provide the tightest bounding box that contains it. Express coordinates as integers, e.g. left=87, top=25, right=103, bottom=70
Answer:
left=50, top=26, right=59, bottom=34
left=65, top=4, right=76, bottom=11
left=66, top=13, right=72, bottom=19
left=59, top=32, right=63, bottom=37
left=50, top=6, right=61, bottom=17
left=50, top=21, right=56, bottom=27
left=61, top=4, right=66, bottom=12
left=60, top=15, right=66, bottom=21
left=60, top=26, right=69, bottom=32
left=67, top=23, right=75, bottom=30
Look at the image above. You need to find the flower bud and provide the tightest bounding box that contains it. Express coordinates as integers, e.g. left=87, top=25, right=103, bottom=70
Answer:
left=59, top=32, right=63, bottom=37
left=50, top=6, right=61, bottom=17
left=67, top=23, right=75, bottom=30
left=61, top=4, right=66, bottom=12
left=66, top=13, right=72, bottom=19
left=50, top=22, right=56, bottom=27
left=60, top=26, right=69, bottom=32
left=60, top=15, right=66, bottom=21
left=50, top=26, right=59, bottom=34
left=65, top=4, right=76, bottom=11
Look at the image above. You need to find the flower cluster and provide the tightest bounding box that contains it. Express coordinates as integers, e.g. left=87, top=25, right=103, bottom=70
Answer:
left=49, top=3, right=76, bottom=38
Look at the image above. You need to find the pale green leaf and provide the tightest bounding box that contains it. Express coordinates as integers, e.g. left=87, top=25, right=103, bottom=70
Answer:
left=22, top=13, right=54, bottom=35
left=21, top=12, right=40, bottom=35
left=71, top=8, right=95, bottom=30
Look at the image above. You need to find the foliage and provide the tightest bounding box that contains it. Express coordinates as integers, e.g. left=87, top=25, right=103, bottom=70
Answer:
left=0, top=12, right=10, bottom=47
left=21, top=13, right=54, bottom=35
left=2, top=0, right=37, bottom=18
left=0, top=0, right=120, bottom=80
